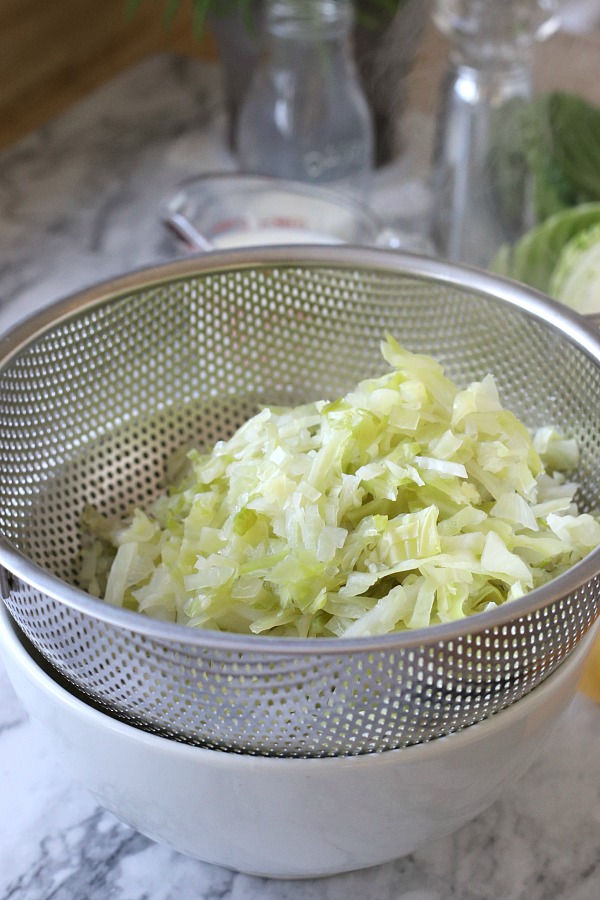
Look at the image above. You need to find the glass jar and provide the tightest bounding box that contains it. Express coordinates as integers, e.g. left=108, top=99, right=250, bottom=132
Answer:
left=430, top=0, right=559, bottom=267
left=235, top=0, right=374, bottom=198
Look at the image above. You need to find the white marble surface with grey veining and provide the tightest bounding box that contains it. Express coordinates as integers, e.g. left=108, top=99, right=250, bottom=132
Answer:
left=0, top=54, right=599, bottom=900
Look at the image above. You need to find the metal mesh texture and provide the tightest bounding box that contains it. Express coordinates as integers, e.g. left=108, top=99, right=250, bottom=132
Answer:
left=1, top=247, right=599, bottom=757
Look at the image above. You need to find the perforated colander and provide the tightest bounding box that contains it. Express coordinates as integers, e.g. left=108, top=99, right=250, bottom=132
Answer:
left=1, top=246, right=600, bottom=757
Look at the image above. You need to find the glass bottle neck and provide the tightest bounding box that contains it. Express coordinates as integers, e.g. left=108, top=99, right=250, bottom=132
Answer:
left=264, top=0, right=354, bottom=41
left=434, top=0, right=559, bottom=71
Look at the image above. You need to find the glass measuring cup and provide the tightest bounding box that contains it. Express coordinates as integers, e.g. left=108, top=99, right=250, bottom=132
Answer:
left=162, top=173, right=394, bottom=252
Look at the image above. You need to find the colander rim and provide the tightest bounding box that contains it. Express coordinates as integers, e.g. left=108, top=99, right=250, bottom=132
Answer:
left=1, top=245, right=600, bottom=654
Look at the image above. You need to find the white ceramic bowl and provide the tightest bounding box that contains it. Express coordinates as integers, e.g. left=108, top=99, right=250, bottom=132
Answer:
left=0, top=602, right=596, bottom=879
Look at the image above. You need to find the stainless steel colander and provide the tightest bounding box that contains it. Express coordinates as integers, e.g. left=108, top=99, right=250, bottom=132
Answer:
left=1, top=246, right=600, bottom=757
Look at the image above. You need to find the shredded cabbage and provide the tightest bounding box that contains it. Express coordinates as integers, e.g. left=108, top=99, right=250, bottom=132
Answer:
left=79, top=336, right=600, bottom=638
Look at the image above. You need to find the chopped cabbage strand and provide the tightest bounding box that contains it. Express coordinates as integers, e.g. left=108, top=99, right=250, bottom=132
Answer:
left=79, top=336, right=600, bottom=637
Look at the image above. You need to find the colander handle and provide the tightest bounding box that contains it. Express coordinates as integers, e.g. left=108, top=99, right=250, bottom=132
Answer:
left=0, top=565, right=14, bottom=602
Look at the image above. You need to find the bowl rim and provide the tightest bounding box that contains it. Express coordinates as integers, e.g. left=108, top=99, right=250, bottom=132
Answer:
left=1, top=245, right=600, bottom=653
left=1, top=600, right=596, bottom=766
left=161, top=171, right=383, bottom=226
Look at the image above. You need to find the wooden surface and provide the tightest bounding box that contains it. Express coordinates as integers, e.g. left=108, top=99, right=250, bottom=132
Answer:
left=580, top=627, right=600, bottom=703
left=0, top=0, right=216, bottom=149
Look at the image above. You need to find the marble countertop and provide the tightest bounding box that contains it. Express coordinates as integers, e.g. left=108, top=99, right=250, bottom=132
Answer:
left=0, top=54, right=599, bottom=900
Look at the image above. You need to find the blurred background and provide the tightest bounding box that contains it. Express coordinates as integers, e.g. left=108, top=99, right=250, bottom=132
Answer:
left=0, top=0, right=221, bottom=150
left=2, top=0, right=599, bottom=152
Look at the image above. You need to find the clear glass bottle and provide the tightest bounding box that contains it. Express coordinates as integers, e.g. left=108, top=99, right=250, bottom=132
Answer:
left=430, top=0, right=559, bottom=267
left=235, top=0, right=374, bottom=198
